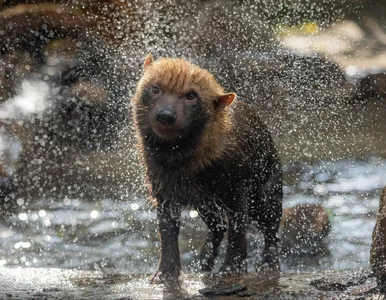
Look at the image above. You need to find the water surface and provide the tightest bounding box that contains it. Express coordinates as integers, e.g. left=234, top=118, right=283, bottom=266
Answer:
left=1, top=156, right=384, bottom=275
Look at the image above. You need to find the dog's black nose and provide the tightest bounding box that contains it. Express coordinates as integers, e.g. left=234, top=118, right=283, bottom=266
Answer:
left=156, top=109, right=177, bottom=125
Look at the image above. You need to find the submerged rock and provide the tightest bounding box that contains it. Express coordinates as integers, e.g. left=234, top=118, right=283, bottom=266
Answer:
left=280, top=203, right=332, bottom=256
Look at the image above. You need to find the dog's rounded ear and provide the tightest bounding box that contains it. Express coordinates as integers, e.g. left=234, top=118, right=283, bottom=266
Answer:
left=216, top=93, right=236, bottom=111
left=144, top=53, right=154, bottom=69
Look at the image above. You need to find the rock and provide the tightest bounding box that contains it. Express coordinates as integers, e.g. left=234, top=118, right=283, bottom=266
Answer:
left=198, top=283, right=247, bottom=296
left=370, top=186, right=386, bottom=290
left=280, top=204, right=332, bottom=256
left=310, top=269, right=370, bottom=291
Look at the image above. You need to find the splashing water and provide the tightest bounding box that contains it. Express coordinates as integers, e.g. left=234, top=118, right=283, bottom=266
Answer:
left=0, top=0, right=386, bottom=283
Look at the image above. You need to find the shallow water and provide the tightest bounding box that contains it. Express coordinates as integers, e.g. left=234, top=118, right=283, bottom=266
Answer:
left=0, top=156, right=384, bottom=275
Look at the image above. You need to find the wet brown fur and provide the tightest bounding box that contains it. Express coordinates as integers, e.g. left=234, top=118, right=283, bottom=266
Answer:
left=133, top=57, right=233, bottom=174
left=132, top=55, right=283, bottom=283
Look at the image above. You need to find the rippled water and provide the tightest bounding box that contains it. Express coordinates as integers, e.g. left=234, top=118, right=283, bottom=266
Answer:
left=0, top=156, right=385, bottom=275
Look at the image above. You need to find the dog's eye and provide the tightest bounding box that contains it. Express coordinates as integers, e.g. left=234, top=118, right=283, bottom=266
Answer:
left=151, top=86, right=160, bottom=94
left=186, top=92, right=197, bottom=101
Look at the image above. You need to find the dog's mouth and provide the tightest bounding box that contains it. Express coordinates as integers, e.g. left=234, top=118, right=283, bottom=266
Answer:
left=153, top=124, right=184, bottom=140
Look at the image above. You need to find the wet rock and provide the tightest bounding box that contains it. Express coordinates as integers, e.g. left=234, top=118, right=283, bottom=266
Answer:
left=198, top=283, right=247, bottom=296
left=280, top=204, right=332, bottom=256
left=310, top=269, right=371, bottom=291
left=371, top=186, right=386, bottom=290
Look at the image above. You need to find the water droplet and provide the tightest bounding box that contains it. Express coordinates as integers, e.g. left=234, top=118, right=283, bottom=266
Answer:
left=131, top=203, right=140, bottom=211
left=90, top=210, right=99, bottom=219
left=18, top=213, right=28, bottom=221
left=189, top=210, right=198, bottom=218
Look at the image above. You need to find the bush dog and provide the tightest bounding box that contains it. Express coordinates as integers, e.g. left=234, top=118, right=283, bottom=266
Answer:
left=132, top=54, right=283, bottom=283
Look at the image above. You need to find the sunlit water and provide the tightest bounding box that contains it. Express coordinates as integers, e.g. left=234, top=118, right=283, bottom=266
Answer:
left=0, top=156, right=384, bottom=275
